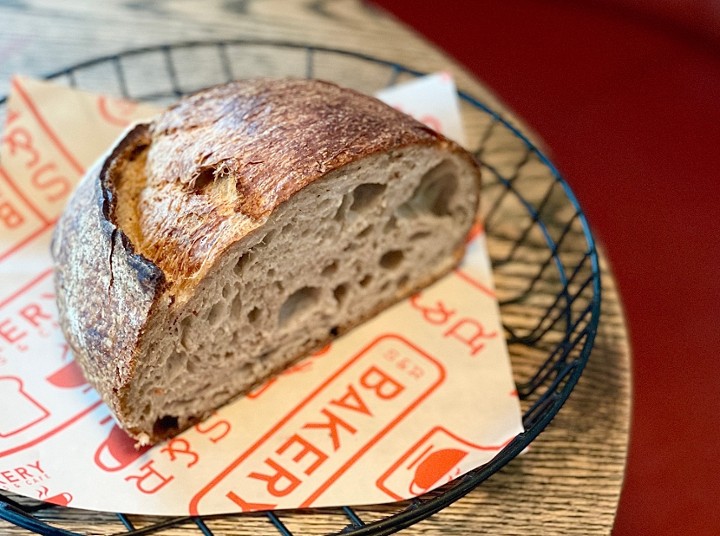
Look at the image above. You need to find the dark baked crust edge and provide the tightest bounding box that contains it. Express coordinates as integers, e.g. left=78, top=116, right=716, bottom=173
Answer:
left=51, top=123, right=165, bottom=426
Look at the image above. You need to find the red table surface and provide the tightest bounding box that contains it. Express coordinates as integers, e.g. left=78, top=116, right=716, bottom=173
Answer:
left=371, top=1, right=720, bottom=535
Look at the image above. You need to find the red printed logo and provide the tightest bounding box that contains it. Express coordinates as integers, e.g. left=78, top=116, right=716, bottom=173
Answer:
left=0, top=272, right=102, bottom=458
left=376, top=426, right=510, bottom=500
left=97, top=95, right=139, bottom=128
left=94, top=421, right=151, bottom=472
left=409, top=291, right=498, bottom=356
left=0, top=377, right=49, bottom=437
left=188, top=334, right=445, bottom=514
left=37, top=486, right=72, bottom=506
left=0, top=459, right=49, bottom=491
left=45, top=345, right=90, bottom=391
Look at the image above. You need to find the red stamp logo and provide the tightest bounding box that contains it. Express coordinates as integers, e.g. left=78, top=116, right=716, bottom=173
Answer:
left=376, top=426, right=510, bottom=500
left=97, top=95, right=139, bottom=128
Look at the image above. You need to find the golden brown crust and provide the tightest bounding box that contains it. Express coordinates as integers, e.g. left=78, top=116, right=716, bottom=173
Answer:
left=131, top=79, right=449, bottom=283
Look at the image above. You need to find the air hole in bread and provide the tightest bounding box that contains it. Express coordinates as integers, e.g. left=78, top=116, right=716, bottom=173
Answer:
left=179, top=316, right=193, bottom=348
left=221, top=283, right=233, bottom=300
left=248, top=306, right=260, bottom=324
left=334, top=194, right=352, bottom=221
left=231, top=295, right=242, bottom=317
left=166, top=351, right=185, bottom=379
left=330, top=326, right=339, bottom=336
left=380, top=250, right=404, bottom=269
left=207, top=302, right=225, bottom=327
left=279, top=286, right=319, bottom=327
left=383, top=216, right=397, bottom=233
left=397, top=160, right=458, bottom=218
left=263, top=230, right=276, bottom=246
left=238, top=361, right=254, bottom=375
left=153, top=415, right=179, bottom=437
left=398, top=274, right=409, bottom=288
left=234, top=252, right=252, bottom=276
left=321, top=261, right=338, bottom=277
left=193, top=167, right=216, bottom=193
left=359, top=274, right=373, bottom=287
left=410, top=230, right=431, bottom=242
left=333, top=283, right=348, bottom=305
left=350, top=183, right=386, bottom=212
left=317, top=197, right=334, bottom=212
left=128, top=143, right=148, bottom=162
left=357, top=225, right=373, bottom=238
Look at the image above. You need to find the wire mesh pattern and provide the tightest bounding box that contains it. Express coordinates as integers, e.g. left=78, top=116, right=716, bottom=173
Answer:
left=0, top=41, right=600, bottom=535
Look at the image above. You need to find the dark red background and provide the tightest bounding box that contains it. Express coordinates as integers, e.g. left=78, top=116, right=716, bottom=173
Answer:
left=370, top=1, right=720, bottom=534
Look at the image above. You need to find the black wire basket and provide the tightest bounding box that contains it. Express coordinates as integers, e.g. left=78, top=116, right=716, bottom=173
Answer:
left=0, top=40, right=601, bottom=535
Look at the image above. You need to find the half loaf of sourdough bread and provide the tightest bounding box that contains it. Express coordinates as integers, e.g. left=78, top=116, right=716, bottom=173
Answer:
left=52, top=78, right=482, bottom=445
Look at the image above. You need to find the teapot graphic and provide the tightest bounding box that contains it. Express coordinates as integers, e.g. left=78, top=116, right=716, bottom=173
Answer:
left=376, top=426, right=510, bottom=500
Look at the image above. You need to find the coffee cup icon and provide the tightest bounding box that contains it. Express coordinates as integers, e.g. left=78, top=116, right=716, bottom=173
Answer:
left=37, top=486, right=73, bottom=507
left=94, top=423, right=150, bottom=472
left=46, top=492, right=73, bottom=506
left=46, top=360, right=89, bottom=390
left=377, top=426, right=508, bottom=500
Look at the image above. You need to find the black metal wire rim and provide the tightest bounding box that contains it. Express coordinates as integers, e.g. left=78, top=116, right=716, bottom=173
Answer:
left=0, top=40, right=601, bottom=535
